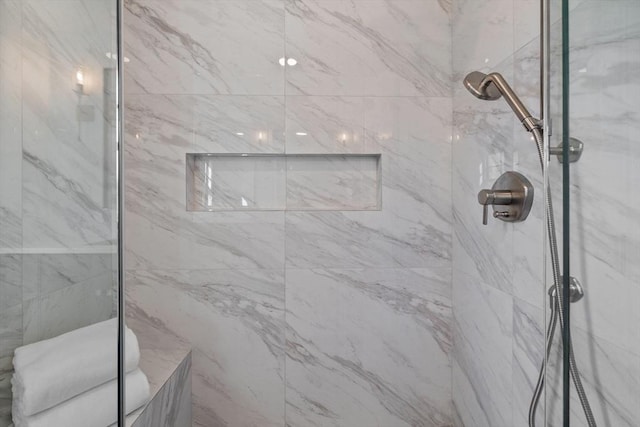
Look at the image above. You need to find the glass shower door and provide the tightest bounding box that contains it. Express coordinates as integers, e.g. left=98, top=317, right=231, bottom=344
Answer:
left=0, top=1, right=120, bottom=425
left=545, top=1, right=640, bottom=426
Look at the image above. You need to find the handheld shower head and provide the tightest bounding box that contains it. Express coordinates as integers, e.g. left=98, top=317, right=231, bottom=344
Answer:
left=463, top=71, right=540, bottom=132
left=463, top=71, right=502, bottom=100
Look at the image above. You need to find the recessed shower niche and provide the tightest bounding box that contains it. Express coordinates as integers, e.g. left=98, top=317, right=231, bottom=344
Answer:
left=186, top=153, right=381, bottom=211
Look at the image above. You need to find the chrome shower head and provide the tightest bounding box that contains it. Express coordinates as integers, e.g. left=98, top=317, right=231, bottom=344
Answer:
left=463, top=71, right=540, bottom=133
left=463, top=71, right=502, bottom=100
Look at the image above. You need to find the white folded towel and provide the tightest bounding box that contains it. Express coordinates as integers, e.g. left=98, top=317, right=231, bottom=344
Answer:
left=12, top=318, right=140, bottom=416
left=13, top=368, right=150, bottom=427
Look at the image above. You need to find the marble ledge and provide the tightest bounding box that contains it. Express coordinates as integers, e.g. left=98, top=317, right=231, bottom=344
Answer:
left=127, top=348, right=192, bottom=427
left=124, top=307, right=192, bottom=427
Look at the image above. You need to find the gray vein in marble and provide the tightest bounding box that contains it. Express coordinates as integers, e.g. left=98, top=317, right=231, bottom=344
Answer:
left=285, top=268, right=452, bottom=426
left=286, top=0, right=451, bottom=96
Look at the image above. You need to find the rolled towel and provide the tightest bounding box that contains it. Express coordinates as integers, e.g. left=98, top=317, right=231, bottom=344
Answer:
left=12, top=318, right=140, bottom=416
left=13, top=368, right=150, bottom=427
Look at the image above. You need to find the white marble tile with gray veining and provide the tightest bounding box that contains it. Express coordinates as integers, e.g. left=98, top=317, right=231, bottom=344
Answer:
left=452, top=269, right=513, bottom=427
left=120, top=305, right=192, bottom=427
left=22, top=273, right=114, bottom=345
left=286, top=267, right=452, bottom=427
left=286, top=154, right=380, bottom=211
left=0, top=255, right=21, bottom=311
left=565, top=1, right=640, bottom=289
left=285, top=96, right=367, bottom=154
left=452, top=81, right=515, bottom=294
left=0, top=304, right=21, bottom=427
left=285, top=0, right=451, bottom=96
left=21, top=252, right=114, bottom=300
left=286, top=97, right=451, bottom=268
left=451, top=0, right=514, bottom=82
left=0, top=0, right=23, bottom=251
left=126, top=94, right=286, bottom=156
left=187, top=154, right=287, bottom=211
left=512, top=297, right=544, bottom=427
left=126, top=269, right=285, bottom=427
left=124, top=0, right=285, bottom=95
left=125, top=95, right=286, bottom=270
left=545, top=326, right=640, bottom=427
left=126, top=202, right=285, bottom=271
left=21, top=0, right=117, bottom=249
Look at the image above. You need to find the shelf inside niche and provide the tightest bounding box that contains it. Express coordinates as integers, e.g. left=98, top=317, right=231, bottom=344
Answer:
left=186, top=153, right=381, bottom=212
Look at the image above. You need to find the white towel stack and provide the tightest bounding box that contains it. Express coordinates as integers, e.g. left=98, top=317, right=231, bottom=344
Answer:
left=11, top=318, right=150, bottom=427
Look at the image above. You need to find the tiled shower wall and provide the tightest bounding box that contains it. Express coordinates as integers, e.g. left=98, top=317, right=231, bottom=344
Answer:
left=451, top=0, right=547, bottom=424
left=0, top=1, right=117, bottom=425
left=452, top=1, right=640, bottom=426
left=123, top=0, right=454, bottom=425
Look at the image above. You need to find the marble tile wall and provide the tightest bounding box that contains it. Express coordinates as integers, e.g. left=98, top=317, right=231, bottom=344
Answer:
left=452, top=1, right=640, bottom=426
left=0, top=1, right=118, bottom=425
left=123, top=0, right=454, bottom=425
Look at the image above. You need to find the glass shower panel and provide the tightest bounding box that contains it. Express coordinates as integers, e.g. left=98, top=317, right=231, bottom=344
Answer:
left=542, top=0, right=567, bottom=425
left=0, top=1, right=119, bottom=426
left=546, top=1, right=640, bottom=426
left=568, top=1, right=640, bottom=426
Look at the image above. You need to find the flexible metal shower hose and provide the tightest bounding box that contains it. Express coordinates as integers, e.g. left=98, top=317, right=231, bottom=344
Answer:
left=527, top=128, right=596, bottom=427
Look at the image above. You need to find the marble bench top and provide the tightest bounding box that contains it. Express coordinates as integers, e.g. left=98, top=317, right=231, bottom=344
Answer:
left=125, top=345, right=191, bottom=427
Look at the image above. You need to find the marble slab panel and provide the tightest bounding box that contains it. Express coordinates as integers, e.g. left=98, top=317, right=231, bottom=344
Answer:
left=0, top=304, right=21, bottom=427
left=545, top=326, right=640, bottom=427
left=285, top=267, right=452, bottom=427
left=126, top=269, right=285, bottom=427
left=285, top=97, right=452, bottom=269
left=126, top=94, right=286, bottom=156
left=286, top=154, right=380, bottom=210
left=451, top=0, right=513, bottom=82
left=512, top=297, right=544, bottom=427
left=285, top=0, right=451, bottom=96
left=21, top=253, right=114, bottom=300
left=0, top=255, right=21, bottom=311
left=22, top=274, right=114, bottom=345
left=452, top=79, right=515, bottom=294
left=0, top=0, right=23, bottom=251
left=124, top=0, right=285, bottom=95
left=452, top=269, right=513, bottom=427
left=285, top=96, right=367, bottom=154
left=566, top=1, right=640, bottom=288
left=21, top=0, right=117, bottom=250
left=186, top=154, right=287, bottom=211
left=125, top=94, right=286, bottom=270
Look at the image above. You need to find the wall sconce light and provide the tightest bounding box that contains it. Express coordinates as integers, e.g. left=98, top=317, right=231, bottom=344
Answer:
left=75, top=68, right=85, bottom=95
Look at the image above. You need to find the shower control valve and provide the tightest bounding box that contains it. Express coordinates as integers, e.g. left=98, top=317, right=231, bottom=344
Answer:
left=478, top=189, right=513, bottom=225
left=477, top=171, right=534, bottom=225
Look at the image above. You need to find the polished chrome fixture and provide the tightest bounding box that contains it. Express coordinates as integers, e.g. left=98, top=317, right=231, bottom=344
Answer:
left=549, top=137, right=584, bottom=163
left=463, top=71, right=597, bottom=427
left=549, top=276, right=584, bottom=304
left=477, top=171, right=534, bottom=225
left=463, top=71, right=541, bottom=132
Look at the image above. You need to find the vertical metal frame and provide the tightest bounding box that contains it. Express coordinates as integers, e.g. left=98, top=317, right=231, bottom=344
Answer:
left=540, top=0, right=551, bottom=425
left=560, top=0, right=571, bottom=423
left=116, top=0, right=125, bottom=424
left=541, top=0, right=571, bottom=424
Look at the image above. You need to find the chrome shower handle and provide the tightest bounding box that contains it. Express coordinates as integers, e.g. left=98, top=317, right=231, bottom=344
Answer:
left=478, top=189, right=513, bottom=225
left=477, top=171, right=534, bottom=225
